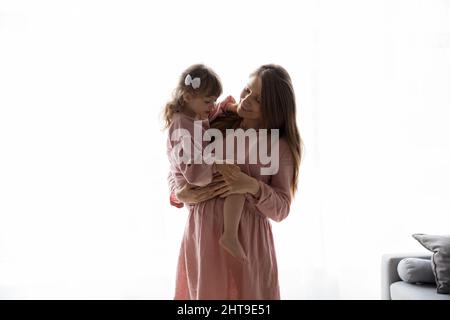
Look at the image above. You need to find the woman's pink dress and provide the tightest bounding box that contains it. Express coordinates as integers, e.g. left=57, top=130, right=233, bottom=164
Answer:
left=167, top=106, right=294, bottom=300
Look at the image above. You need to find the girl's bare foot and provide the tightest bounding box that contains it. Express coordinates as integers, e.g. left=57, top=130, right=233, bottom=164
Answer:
left=219, top=235, right=248, bottom=262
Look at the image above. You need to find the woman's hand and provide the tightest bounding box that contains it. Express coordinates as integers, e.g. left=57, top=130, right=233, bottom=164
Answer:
left=214, top=162, right=241, bottom=179
left=219, top=169, right=261, bottom=198
left=176, top=173, right=230, bottom=204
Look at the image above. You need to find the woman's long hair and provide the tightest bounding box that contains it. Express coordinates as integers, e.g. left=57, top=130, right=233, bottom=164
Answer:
left=252, top=64, right=304, bottom=195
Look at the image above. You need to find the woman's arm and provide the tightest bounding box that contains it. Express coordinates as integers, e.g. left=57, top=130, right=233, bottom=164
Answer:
left=250, top=164, right=292, bottom=223
left=169, top=173, right=230, bottom=207
left=219, top=144, right=294, bottom=222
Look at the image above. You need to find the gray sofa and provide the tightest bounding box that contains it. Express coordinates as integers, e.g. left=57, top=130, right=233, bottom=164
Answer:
left=381, top=253, right=450, bottom=300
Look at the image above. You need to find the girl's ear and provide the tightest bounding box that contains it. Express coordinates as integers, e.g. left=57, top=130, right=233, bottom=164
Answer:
left=183, top=92, right=193, bottom=103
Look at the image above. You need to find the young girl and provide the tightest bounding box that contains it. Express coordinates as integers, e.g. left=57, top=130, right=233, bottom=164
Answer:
left=164, top=64, right=250, bottom=261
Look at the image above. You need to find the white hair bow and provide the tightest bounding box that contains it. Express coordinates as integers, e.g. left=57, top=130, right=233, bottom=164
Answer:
left=184, top=74, right=201, bottom=89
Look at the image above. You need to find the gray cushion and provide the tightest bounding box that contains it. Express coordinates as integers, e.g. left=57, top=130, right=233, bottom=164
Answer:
left=390, top=281, right=450, bottom=300
left=397, top=258, right=435, bottom=284
left=413, top=233, right=450, bottom=294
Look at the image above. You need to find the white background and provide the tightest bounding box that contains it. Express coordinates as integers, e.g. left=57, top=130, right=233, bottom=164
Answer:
left=1, top=0, right=449, bottom=299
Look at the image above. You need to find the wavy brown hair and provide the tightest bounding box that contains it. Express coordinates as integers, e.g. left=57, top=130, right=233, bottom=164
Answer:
left=253, top=64, right=303, bottom=195
left=163, top=64, right=222, bottom=129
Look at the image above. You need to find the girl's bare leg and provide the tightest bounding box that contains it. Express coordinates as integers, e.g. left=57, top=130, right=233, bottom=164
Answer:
left=219, top=194, right=247, bottom=261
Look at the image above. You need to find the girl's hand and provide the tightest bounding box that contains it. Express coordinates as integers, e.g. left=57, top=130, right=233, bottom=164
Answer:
left=225, top=102, right=238, bottom=113
left=219, top=171, right=261, bottom=198
left=176, top=173, right=230, bottom=204
left=223, top=95, right=237, bottom=113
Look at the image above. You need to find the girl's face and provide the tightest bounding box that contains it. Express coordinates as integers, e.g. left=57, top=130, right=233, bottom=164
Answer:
left=237, top=75, right=262, bottom=121
left=184, top=93, right=217, bottom=119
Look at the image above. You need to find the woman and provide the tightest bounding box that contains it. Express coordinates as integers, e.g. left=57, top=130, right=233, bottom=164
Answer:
left=168, top=64, right=303, bottom=299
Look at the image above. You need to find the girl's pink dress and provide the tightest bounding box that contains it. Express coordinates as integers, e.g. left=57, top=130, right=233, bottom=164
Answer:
left=167, top=102, right=294, bottom=300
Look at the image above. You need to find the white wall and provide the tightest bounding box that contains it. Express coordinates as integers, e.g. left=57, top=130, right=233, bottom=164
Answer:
left=0, top=0, right=449, bottom=299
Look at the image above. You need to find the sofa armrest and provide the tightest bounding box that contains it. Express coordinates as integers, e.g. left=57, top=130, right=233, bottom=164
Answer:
left=381, top=253, right=431, bottom=300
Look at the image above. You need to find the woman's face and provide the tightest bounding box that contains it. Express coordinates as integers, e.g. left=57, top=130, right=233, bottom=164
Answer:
left=237, top=75, right=262, bottom=122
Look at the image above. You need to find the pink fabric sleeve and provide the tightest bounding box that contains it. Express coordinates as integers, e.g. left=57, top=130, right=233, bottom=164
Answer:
left=208, top=95, right=236, bottom=122
left=168, top=114, right=215, bottom=187
left=168, top=172, right=184, bottom=208
left=247, top=140, right=294, bottom=222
